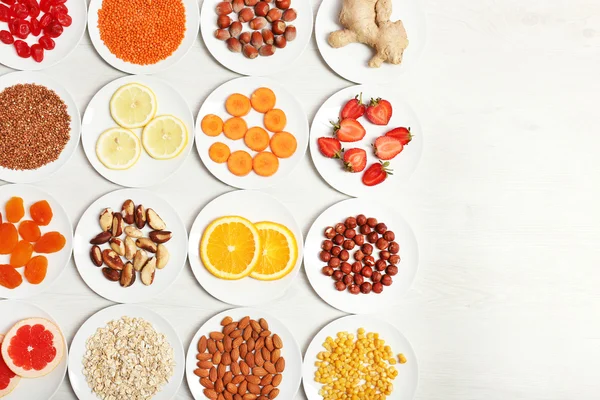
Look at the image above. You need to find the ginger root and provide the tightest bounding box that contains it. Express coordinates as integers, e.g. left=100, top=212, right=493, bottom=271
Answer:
left=328, top=0, right=409, bottom=68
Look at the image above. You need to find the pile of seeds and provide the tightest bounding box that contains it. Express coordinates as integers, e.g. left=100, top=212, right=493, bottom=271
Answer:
left=82, top=316, right=175, bottom=399
left=0, top=83, right=71, bottom=171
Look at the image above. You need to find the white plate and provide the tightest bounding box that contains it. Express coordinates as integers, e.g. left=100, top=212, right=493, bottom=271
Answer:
left=0, top=184, right=73, bottom=299
left=73, top=188, right=188, bottom=304
left=200, top=0, right=312, bottom=76
left=304, top=197, right=418, bottom=314
left=0, top=300, right=68, bottom=400
left=196, top=76, right=309, bottom=190
left=82, top=75, right=195, bottom=188
left=0, top=0, right=87, bottom=70
left=0, top=71, right=81, bottom=184
left=310, top=84, right=422, bottom=197
left=315, top=0, right=426, bottom=84
left=68, top=303, right=185, bottom=400
left=88, top=0, right=199, bottom=74
left=186, top=307, right=303, bottom=400
left=302, top=314, right=418, bottom=400
left=188, top=190, right=304, bottom=306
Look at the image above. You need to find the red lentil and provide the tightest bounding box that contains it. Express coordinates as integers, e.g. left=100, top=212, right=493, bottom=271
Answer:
left=98, top=0, right=186, bottom=65
left=0, top=84, right=71, bottom=171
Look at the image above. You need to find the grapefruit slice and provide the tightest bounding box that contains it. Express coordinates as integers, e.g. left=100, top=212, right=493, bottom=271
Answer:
left=0, top=334, right=20, bottom=398
left=1, top=318, right=64, bottom=378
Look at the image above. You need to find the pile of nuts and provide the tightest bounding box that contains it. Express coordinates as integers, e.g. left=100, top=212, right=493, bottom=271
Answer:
left=194, top=315, right=285, bottom=400
left=214, top=0, right=297, bottom=59
left=89, top=199, right=171, bottom=288
left=320, top=215, right=400, bottom=294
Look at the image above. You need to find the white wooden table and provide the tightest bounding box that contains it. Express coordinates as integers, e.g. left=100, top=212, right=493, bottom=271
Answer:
left=2, top=0, right=599, bottom=398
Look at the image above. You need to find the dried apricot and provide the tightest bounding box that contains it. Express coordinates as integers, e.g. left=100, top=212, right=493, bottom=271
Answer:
left=10, top=240, right=33, bottom=268
left=0, top=223, right=18, bottom=255
left=33, top=231, right=66, bottom=254
left=5, top=197, right=24, bottom=223
left=0, top=264, right=22, bottom=289
left=30, top=200, right=53, bottom=226
left=18, top=220, right=41, bottom=242
left=24, top=256, right=48, bottom=285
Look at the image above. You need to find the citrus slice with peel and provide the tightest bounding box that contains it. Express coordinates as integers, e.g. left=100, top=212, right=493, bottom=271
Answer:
left=109, top=83, right=157, bottom=129
left=96, top=127, right=142, bottom=170
left=200, top=216, right=261, bottom=280
left=142, top=115, right=188, bottom=160
left=250, top=221, right=298, bottom=281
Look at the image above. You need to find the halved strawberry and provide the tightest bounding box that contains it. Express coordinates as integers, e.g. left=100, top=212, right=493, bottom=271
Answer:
left=365, top=98, right=392, bottom=125
left=385, top=127, right=412, bottom=145
left=340, top=93, right=366, bottom=120
left=330, top=118, right=366, bottom=142
left=317, top=137, right=342, bottom=158
left=362, top=161, right=393, bottom=186
left=343, top=148, right=366, bottom=172
left=374, top=136, right=403, bottom=160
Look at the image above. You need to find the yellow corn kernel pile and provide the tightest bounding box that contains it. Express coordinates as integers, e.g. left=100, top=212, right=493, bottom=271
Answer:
left=314, top=328, right=400, bottom=399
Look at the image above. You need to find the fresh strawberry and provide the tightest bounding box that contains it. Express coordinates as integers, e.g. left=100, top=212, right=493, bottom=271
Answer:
left=385, top=127, right=412, bottom=145
left=362, top=161, right=392, bottom=186
left=343, top=148, right=366, bottom=172
left=317, top=137, right=343, bottom=158
left=331, top=118, right=366, bottom=142
left=374, top=136, right=403, bottom=160
left=340, top=93, right=366, bottom=120
left=365, top=98, right=392, bottom=125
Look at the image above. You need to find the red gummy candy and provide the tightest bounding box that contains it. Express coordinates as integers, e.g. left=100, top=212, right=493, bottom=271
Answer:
left=0, top=29, right=13, bottom=44
left=30, top=43, right=43, bottom=62
left=44, top=21, right=62, bottom=38
left=30, top=17, right=41, bottom=35
left=13, top=39, right=30, bottom=58
left=55, top=12, right=70, bottom=27
left=39, top=12, right=52, bottom=28
left=10, top=2, right=27, bottom=18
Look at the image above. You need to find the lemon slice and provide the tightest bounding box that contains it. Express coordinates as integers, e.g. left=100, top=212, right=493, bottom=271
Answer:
left=109, top=83, right=157, bottom=129
left=96, top=127, right=142, bottom=170
left=142, top=115, right=188, bottom=160
left=250, top=221, right=298, bottom=281
left=200, top=216, right=261, bottom=280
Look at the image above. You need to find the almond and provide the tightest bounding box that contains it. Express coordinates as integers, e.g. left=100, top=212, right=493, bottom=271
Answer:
left=136, top=237, right=157, bottom=253
left=209, top=366, right=217, bottom=382
left=208, top=339, right=217, bottom=354
left=239, top=316, right=250, bottom=329
left=254, top=350, right=264, bottom=367
left=262, top=346, right=271, bottom=362
left=275, top=357, right=285, bottom=372
left=217, top=363, right=226, bottom=378
left=243, top=325, right=252, bottom=340
left=242, top=44, right=258, bottom=59
left=243, top=393, right=257, bottom=400
left=282, top=8, right=296, bottom=21
left=260, top=374, right=272, bottom=386
left=240, top=360, right=250, bottom=375
left=237, top=381, right=247, bottom=395
left=271, top=348, right=280, bottom=363
left=252, top=366, right=267, bottom=376
left=197, top=360, right=213, bottom=370
left=231, top=347, right=240, bottom=362
left=90, top=245, right=103, bottom=266
left=215, top=28, right=231, bottom=40
left=223, top=371, right=233, bottom=386
left=218, top=14, right=232, bottom=28
left=210, top=331, right=225, bottom=340
left=110, top=237, right=126, bottom=256
left=99, top=208, right=113, bottom=232
left=264, top=361, right=276, bottom=374
left=198, top=336, right=208, bottom=353
left=90, top=231, right=111, bottom=245
left=269, top=388, right=280, bottom=399
left=259, top=44, right=276, bottom=56
left=200, top=377, right=214, bottom=388
left=222, top=351, right=232, bottom=365
left=133, top=249, right=148, bottom=271
left=250, top=320, right=261, bottom=332
left=266, top=8, right=282, bottom=22
left=272, top=334, right=283, bottom=349
left=245, top=375, right=260, bottom=385
left=246, top=337, right=255, bottom=351
left=102, top=267, right=120, bottom=281
left=261, top=384, right=274, bottom=396
left=255, top=336, right=265, bottom=351
left=245, top=352, right=255, bottom=368
left=247, top=382, right=261, bottom=394
left=135, top=204, right=146, bottom=229
left=197, top=353, right=211, bottom=361
left=149, top=230, right=172, bottom=244
left=221, top=316, right=233, bottom=326
left=230, top=329, right=242, bottom=339
left=260, top=330, right=271, bottom=337
left=223, top=322, right=238, bottom=335
left=124, top=237, right=136, bottom=260
left=212, top=351, right=222, bottom=365
left=194, top=368, right=209, bottom=377
left=259, top=318, right=269, bottom=330
left=284, top=25, right=296, bottom=41
left=272, top=373, right=282, bottom=387
left=146, top=208, right=166, bottom=230
left=233, top=336, right=243, bottom=348
left=224, top=336, right=233, bottom=352
left=271, top=20, right=285, bottom=35
left=124, top=226, right=143, bottom=238
left=238, top=7, right=254, bottom=22
left=121, top=200, right=135, bottom=224
left=227, top=37, right=242, bottom=52
left=120, top=262, right=135, bottom=287
left=203, top=388, right=218, bottom=400
left=102, top=249, right=124, bottom=270
left=112, top=213, right=124, bottom=237
left=226, top=382, right=237, bottom=394
left=232, top=375, right=245, bottom=384
left=229, top=21, right=242, bottom=36
left=140, top=257, right=156, bottom=285
left=230, top=361, right=241, bottom=375
left=265, top=336, right=274, bottom=351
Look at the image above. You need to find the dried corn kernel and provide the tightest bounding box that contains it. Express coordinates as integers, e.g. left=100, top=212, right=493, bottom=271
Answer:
left=398, top=353, right=407, bottom=364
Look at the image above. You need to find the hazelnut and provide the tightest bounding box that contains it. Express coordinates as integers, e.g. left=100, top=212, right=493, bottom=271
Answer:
left=342, top=240, right=355, bottom=250
left=353, top=249, right=364, bottom=261
left=335, top=281, right=346, bottom=291
left=245, top=0, right=259, bottom=5
left=324, top=227, right=336, bottom=239
left=322, top=240, right=333, bottom=251
left=333, top=234, right=344, bottom=245
left=271, top=19, right=286, bottom=35
left=367, top=232, right=379, bottom=243
left=375, top=260, right=387, bottom=271
left=361, top=243, right=373, bottom=255
left=274, top=35, right=286, bottom=48
left=351, top=261, right=362, bottom=274
left=249, top=16, right=267, bottom=30
left=354, top=234, right=365, bottom=246
left=379, top=250, right=390, bottom=260
left=254, top=1, right=269, bottom=16
left=266, top=8, right=282, bottom=22
left=232, top=0, right=245, bottom=12
left=335, top=223, right=346, bottom=234
left=251, top=30, right=264, bottom=47
left=383, top=231, right=395, bottom=241
left=331, top=246, right=341, bottom=256
left=229, top=21, right=242, bottom=36
left=262, top=28, right=274, bottom=44
left=284, top=25, right=297, bottom=41
left=216, top=1, right=233, bottom=14
left=328, top=257, right=340, bottom=268
left=348, top=284, right=360, bottom=295
left=344, top=229, right=356, bottom=239
left=356, top=214, right=367, bottom=226
left=360, top=225, right=371, bottom=235
left=388, top=242, right=400, bottom=254
left=275, top=0, right=290, bottom=9
left=339, top=249, right=349, bottom=261
left=239, top=31, right=251, bottom=44
left=343, top=275, right=353, bottom=286
left=345, top=217, right=357, bottom=229
left=322, top=266, right=334, bottom=276
left=363, top=256, right=375, bottom=267
left=386, top=266, right=398, bottom=276
left=360, top=282, right=372, bottom=294
left=226, top=37, right=242, bottom=52
left=375, top=222, right=387, bottom=234
left=354, top=274, right=364, bottom=285
left=242, top=43, right=258, bottom=58
left=319, top=251, right=331, bottom=262
left=217, top=15, right=232, bottom=28
left=389, top=255, right=400, bottom=265
left=214, top=28, right=231, bottom=40
left=332, top=270, right=344, bottom=281
left=372, top=271, right=382, bottom=283
left=372, top=282, right=384, bottom=293
left=259, top=44, right=276, bottom=57
left=238, top=8, right=255, bottom=22
left=282, top=8, right=296, bottom=22
left=340, top=262, right=351, bottom=274
left=367, top=217, right=377, bottom=227
left=376, top=238, right=389, bottom=250
left=381, top=274, right=393, bottom=286
left=361, top=266, right=373, bottom=278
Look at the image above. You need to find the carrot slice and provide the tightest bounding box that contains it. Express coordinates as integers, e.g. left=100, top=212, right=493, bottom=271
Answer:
left=264, top=109, right=287, bottom=132
left=227, top=150, right=253, bottom=176
left=24, top=256, right=48, bottom=284
left=209, top=142, right=231, bottom=164
left=253, top=152, right=279, bottom=177
left=201, top=114, right=224, bottom=137
left=18, top=220, right=41, bottom=242
left=270, top=131, right=297, bottom=158
left=5, top=197, right=24, bottom=223
left=250, top=87, right=276, bottom=113
left=223, top=117, right=248, bottom=140
left=244, top=127, right=270, bottom=152
left=225, top=93, right=251, bottom=117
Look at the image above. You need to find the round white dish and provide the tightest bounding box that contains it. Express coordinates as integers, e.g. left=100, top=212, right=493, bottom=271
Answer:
left=0, top=184, right=73, bottom=299
left=196, top=76, right=309, bottom=190
left=0, top=71, right=81, bottom=184
left=200, top=0, right=312, bottom=76
left=315, top=0, right=426, bottom=84
left=0, top=300, right=68, bottom=400
left=310, top=84, right=422, bottom=197
left=302, top=314, right=418, bottom=400
left=186, top=307, right=303, bottom=400
left=0, top=0, right=87, bottom=71
left=68, top=303, right=185, bottom=400
left=188, top=190, right=304, bottom=306
left=304, top=197, right=418, bottom=314
left=73, top=188, right=188, bottom=304
left=81, top=74, right=195, bottom=188
left=87, top=0, right=199, bottom=74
